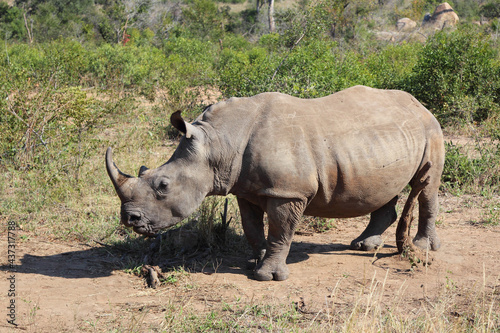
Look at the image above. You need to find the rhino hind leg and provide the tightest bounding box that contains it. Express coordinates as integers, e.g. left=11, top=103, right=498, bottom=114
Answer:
left=412, top=136, right=444, bottom=252
left=413, top=185, right=441, bottom=251
left=237, top=198, right=267, bottom=268
left=350, top=196, right=398, bottom=251
left=254, top=197, right=306, bottom=281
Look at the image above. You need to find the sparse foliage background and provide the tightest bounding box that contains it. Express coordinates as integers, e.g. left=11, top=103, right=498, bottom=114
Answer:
left=1, top=0, right=499, bottom=237
left=1, top=0, right=500, bottom=330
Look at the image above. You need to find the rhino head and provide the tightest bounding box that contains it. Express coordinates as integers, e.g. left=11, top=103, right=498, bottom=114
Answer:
left=106, top=111, right=214, bottom=236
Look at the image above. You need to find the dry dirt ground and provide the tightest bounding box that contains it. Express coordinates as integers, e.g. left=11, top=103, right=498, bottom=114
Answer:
left=1, top=194, right=500, bottom=332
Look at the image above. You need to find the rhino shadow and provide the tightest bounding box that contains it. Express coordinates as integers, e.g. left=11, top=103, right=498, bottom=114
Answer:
left=0, top=236, right=174, bottom=279
left=0, top=238, right=398, bottom=280
left=0, top=236, right=250, bottom=280
left=287, top=241, right=398, bottom=264
left=0, top=246, right=124, bottom=279
left=151, top=240, right=374, bottom=278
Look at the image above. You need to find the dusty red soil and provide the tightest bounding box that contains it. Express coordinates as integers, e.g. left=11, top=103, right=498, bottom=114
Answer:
left=1, top=194, right=499, bottom=332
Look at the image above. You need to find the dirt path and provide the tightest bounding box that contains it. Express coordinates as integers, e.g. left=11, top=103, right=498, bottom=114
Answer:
left=1, top=195, right=499, bottom=332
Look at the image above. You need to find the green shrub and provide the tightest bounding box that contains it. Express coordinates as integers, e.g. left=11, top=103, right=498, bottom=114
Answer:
left=0, top=3, right=25, bottom=40
left=222, top=34, right=252, bottom=51
left=217, top=46, right=275, bottom=97
left=217, top=39, right=377, bottom=98
left=161, top=37, right=218, bottom=110
left=259, top=33, right=281, bottom=52
left=181, top=0, right=231, bottom=40
left=367, top=42, right=422, bottom=90
left=1, top=85, right=104, bottom=170
left=1, top=40, right=159, bottom=90
left=163, top=37, right=217, bottom=76
left=406, top=28, right=500, bottom=125
left=87, top=43, right=166, bottom=91
left=453, top=0, right=481, bottom=20
left=442, top=141, right=500, bottom=193
left=481, top=0, right=500, bottom=19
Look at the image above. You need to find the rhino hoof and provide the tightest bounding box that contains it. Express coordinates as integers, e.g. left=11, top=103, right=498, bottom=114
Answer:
left=413, top=235, right=441, bottom=251
left=254, top=265, right=289, bottom=281
left=254, top=270, right=273, bottom=281
left=350, top=235, right=383, bottom=251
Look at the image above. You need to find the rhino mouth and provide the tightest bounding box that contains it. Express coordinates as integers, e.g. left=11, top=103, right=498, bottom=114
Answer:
left=132, top=225, right=157, bottom=237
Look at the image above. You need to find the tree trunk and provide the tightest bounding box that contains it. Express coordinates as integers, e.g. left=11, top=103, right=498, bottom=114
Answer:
left=268, top=0, right=275, bottom=33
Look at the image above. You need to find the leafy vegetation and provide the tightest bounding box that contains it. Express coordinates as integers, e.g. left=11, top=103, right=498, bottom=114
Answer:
left=0, top=0, right=499, bottom=330
left=405, top=28, right=500, bottom=126
left=0, top=0, right=498, bottom=238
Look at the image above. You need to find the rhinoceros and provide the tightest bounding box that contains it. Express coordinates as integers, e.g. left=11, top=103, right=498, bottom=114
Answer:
left=106, top=85, right=444, bottom=281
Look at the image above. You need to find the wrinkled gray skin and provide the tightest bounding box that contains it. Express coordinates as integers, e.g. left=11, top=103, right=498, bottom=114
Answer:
left=106, top=86, right=445, bottom=281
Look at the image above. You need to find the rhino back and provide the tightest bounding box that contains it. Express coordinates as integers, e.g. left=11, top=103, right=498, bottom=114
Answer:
left=202, top=86, right=439, bottom=217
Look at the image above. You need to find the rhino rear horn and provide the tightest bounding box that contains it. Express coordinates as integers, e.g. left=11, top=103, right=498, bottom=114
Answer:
left=106, top=147, right=135, bottom=200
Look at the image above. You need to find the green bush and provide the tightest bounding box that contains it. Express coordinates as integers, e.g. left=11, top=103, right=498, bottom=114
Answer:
left=87, top=43, right=169, bottom=95
left=217, top=46, right=274, bottom=97
left=217, top=39, right=378, bottom=98
left=216, top=0, right=245, bottom=4
left=442, top=141, right=500, bottom=193
left=222, top=34, right=252, bottom=51
left=163, top=37, right=217, bottom=78
left=406, top=28, right=500, bottom=125
left=181, top=0, right=231, bottom=40
left=0, top=37, right=221, bottom=111
left=0, top=3, right=25, bottom=40
left=1, top=85, right=104, bottom=169
left=161, top=37, right=218, bottom=109
left=481, top=0, right=500, bottom=19
left=367, top=42, right=422, bottom=90
left=453, top=0, right=481, bottom=20
left=259, top=33, right=281, bottom=52
left=3, top=40, right=175, bottom=96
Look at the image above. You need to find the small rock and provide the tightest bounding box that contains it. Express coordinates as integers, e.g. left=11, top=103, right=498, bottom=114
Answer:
left=397, top=18, right=417, bottom=31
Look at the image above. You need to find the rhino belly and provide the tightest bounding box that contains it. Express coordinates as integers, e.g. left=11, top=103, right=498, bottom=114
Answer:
left=304, top=171, right=410, bottom=218
left=304, top=130, right=425, bottom=218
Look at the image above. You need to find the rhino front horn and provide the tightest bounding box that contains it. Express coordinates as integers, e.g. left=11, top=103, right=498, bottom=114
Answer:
left=105, top=147, right=135, bottom=200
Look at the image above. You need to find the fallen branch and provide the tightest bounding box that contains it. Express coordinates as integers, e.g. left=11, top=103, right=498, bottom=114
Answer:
left=141, top=265, right=164, bottom=289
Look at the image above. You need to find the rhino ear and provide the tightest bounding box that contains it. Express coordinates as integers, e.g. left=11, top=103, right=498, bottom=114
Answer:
left=170, top=111, right=198, bottom=139
left=138, top=166, right=149, bottom=177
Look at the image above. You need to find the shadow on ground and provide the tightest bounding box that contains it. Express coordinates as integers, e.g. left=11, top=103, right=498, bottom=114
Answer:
left=0, top=235, right=400, bottom=281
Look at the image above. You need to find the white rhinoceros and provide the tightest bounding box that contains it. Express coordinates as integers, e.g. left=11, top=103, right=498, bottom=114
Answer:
left=106, top=85, right=444, bottom=281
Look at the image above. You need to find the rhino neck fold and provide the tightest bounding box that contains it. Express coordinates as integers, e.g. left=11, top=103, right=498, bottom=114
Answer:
left=209, top=166, right=233, bottom=196
left=196, top=97, right=263, bottom=196
left=207, top=146, right=238, bottom=196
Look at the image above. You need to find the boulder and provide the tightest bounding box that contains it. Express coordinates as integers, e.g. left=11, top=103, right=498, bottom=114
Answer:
left=396, top=18, right=417, bottom=31
left=374, top=31, right=396, bottom=42
left=423, top=2, right=459, bottom=29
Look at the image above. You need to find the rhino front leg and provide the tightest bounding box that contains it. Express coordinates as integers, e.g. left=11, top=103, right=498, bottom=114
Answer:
left=237, top=198, right=267, bottom=267
left=350, top=196, right=398, bottom=251
left=255, top=197, right=306, bottom=281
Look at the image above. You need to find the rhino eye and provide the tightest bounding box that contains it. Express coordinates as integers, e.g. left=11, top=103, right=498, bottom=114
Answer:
left=156, top=180, right=169, bottom=195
